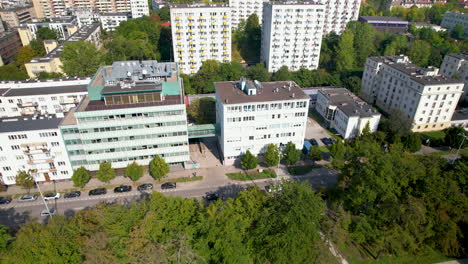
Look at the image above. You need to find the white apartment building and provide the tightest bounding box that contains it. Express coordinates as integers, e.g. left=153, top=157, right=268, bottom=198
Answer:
left=215, top=79, right=309, bottom=165
left=100, top=12, right=130, bottom=31
left=319, top=0, right=361, bottom=35
left=362, top=56, right=464, bottom=132
left=315, top=87, right=381, bottom=139
left=18, top=16, right=78, bottom=45
left=170, top=3, right=231, bottom=75
left=130, top=0, right=149, bottom=18
left=441, top=11, right=468, bottom=37
left=440, top=53, right=468, bottom=101
left=229, top=0, right=267, bottom=28
left=0, top=117, right=73, bottom=185
left=261, top=1, right=325, bottom=72
left=0, top=79, right=89, bottom=118
left=74, top=8, right=130, bottom=31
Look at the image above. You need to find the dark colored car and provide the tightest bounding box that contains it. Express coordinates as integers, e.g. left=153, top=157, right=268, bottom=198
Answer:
left=205, top=193, right=219, bottom=201
left=64, top=191, right=81, bottom=199
left=114, top=185, right=132, bottom=193
left=310, top=139, right=319, bottom=146
left=137, top=183, right=153, bottom=191
left=88, top=188, right=107, bottom=196
left=321, top=137, right=334, bottom=146
left=0, top=197, right=12, bottom=204
left=161, top=182, right=176, bottom=190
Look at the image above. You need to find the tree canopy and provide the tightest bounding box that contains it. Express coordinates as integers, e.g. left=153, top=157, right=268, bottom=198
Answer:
left=96, top=162, right=115, bottom=183
left=149, top=155, right=169, bottom=180
left=71, top=167, right=90, bottom=188
left=187, top=97, right=216, bottom=124
left=60, top=41, right=105, bottom=77
left=124, top=161, right=144, bottom=182
left=241, top=150, right=258, bottom=170
left=15, top=170, right=34, bottom=193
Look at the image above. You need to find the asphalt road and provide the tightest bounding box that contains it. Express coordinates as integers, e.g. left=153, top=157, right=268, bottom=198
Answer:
left=0, top=180, right=274, bottom=227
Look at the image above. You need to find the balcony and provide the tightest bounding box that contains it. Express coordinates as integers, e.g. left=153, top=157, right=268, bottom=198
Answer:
left=59, top=99, right=79, bottom=105
left=23, top=148, right=50, bottom=155
left=17, top=102, right=38, bottom=108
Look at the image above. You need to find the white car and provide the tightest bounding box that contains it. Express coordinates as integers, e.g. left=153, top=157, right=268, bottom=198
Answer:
left=43, top=192, right=60, bottom=200
left=40, top=209, right=57, bottom=217
left=18, top=194, right=37, bottom=202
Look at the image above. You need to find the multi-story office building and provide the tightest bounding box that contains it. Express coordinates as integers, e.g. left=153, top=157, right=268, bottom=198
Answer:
left=0, top=30, right=21, bottom=65
left=0, top=116, right=74, bottom=185
left=362, top=56, right=464, bottom=132
left=319, top=0, right=361, bottom=35
left=315, top=87, right=381, bottom=139
left=261, top=1, right=325, bottom=72
left=0, top=78, right=89, bottom=118
left=440, top=53, right=468, bottom=101
left=215, top=78, right=309, bottom=165
left=31, top=0, right=148, bottom=19
left=0, top=5, right=34, bottom=29
left=441, top=11, right=468, bottom=37
left=24, top=23, right=100, bottom=78
left=229, top=0, right=267, bottom=28
left=170, top=3, right=231, bottom=75
left=60, top=60, right=190, bottom=171
left=17, top=16, right=78, bottom=46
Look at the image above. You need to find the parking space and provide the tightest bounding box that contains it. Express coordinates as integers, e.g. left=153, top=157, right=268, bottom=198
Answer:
left=305, top=116, right=331, bottom=147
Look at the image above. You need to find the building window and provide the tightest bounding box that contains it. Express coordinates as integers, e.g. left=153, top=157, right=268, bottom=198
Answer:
left=11, top=145, right=20, bottom=150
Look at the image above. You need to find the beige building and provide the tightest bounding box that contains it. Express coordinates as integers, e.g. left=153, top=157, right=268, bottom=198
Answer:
left=17, top=17, right=78, bottom=46
left=0, top=5, right=35, bottom=29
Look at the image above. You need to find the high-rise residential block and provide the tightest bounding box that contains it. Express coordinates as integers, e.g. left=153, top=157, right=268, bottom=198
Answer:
left=319, top=0, right=361, bottom=35
left=229, top=0, right=267, bottom=28
left=440, top=53, right=468, bottom=101
left=0, top=5, right=35, bottom=30
left=362, top=56, right=464, bottom=132
left=170, top=3, right=231, bottom=75
left=0, top=30, right=22, bottom=65
left=261, top=1, right=325, bottom=72
left=216, top=78, right=309, bottom=165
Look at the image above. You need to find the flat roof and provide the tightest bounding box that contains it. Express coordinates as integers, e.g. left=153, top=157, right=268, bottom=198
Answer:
left=169, top=3, right=229, bottom=8
left=360, top=16, right=408, bottom=22
left=216, top=80, right=308, bottom=105
left=319, top=88, right=379, bottom=118
left=101, top=82, right=162, bottom=94
left=3, top=85, right=88, bottom=97
left=447, top=53, right=468, bottom=61
left=0, top=117, right=62, bottom=133
left=452, top=108, right=468, bottom=121
left=76, top=95, right=182, bottom=112
left=388, top=63, right=463, bottom=85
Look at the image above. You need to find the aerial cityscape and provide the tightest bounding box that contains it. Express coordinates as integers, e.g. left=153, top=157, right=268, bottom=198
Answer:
left=0, top=0, right=467, bottom=263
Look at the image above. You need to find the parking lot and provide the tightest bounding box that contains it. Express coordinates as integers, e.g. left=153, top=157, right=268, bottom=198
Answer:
left=305, top=115, right=332, bottom=147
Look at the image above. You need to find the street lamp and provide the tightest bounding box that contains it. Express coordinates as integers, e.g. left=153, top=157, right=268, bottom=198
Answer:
left=453, top=133, right=468, bottom=164
left=33, top=173, right=53, bottom=218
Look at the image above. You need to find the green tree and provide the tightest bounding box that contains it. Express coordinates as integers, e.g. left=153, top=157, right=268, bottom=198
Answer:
left=402, top=133, right=422, bottom=152
left=343, top=76, right=362, bottom=95
left=336, top=30, right=356, bottom=72
left=15, top=170, right=34, bottom=193
left=330, top=140, right=346, bottom=168
left=158, top=26, right=172, bottom=61
left=218, top=62, right=245, bottom=81
left=0, top=225, right=11, bottom=250
left=29, top=40, right=46, bottom=56
left=36, top=27, right=58, bottom=41
left=149, top=155, right=169, bottom=180
left=125, top=161, right=144, bottom=182
left=451, top=24, right=465, bottom=39
left=96, top=162, right=115, bottom=183
left=241, top=150, right=258, bottom=170
left=156, top=6, right=170, bottom=21
left=347, top=22, right=376, bottom=67
left=271, top=66, right=292, bottom=81
left=0, top=64, right=28, bottom=80
left=36, top=71, right=64, bottom=79
left=246, top=63, right=269, bottom=82
left=408, top=40, right=431, bottom=66
left=283, top=142, right=301, bottom=166
left=71, top=167, right=90, bottom=188
left=187, top=97, right=216, bottom=124
left=15, top=46, right=36, bottom=66
left=61, top=41, right=105, bottom=77
left=308, top=146, right=322, bottom=161
left=264, top=144, right=280, bottom=167
left=444, top=126, right=468, bottom=148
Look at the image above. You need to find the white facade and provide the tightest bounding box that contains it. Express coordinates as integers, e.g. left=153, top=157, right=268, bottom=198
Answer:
left=229, top=0, right=267, bottom=28
left=0, top=79, right=89, bottom=118
left=216, top=79, right=309, bottom=165
left=100, top=13, right=130, bottom=31
left=170, top=3, right=231, bottom=75
left=0, top=117, right=73, bottom=185
left=441, top=11, right=468, bottom=37
left=130, top=0, right=149, bottom=18
left=319, top=0, right=361, bottom=35
left=440, top=53, right=468, bottom=100
left=315, top=88, right=380, bottom=139
left=261, top=1, right=325, bottom=72
left=362, top=56, right=464, bottom=132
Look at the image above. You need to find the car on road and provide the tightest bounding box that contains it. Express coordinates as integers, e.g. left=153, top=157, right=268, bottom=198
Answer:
left=44, top=192, right=60, bottom=200
left=0, top=197, right=12, bottom=204
left=64, top=191, right=81, bottom=199
left=40, top=209, right=57, bottom=217
left=161, top=182, right=176, bottom=190
left=310, top=139, right=319, bottom=146
left=18, top=194, right=37, bottom=202
left=205, top=192, right=220, bottom=201
left=114, top=185, right=132, bottom=193
left=88, top=188, right=107, bottom=196
left=137, top=183, right=153, bottom=191
left=320, top=137, right=334, bottom=146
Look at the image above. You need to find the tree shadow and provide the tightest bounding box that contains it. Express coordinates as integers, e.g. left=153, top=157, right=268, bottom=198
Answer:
left=213, top=184, right=246, bottom=200
left=0, top=208, right=32, bottom=229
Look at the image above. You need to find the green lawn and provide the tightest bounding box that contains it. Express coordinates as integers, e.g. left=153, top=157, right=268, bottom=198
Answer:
left=226, top=169, right=277, bottom=181
left=287, top=165, right=320, bottom=176
left=420, top=131, right=446, bottom=140
left=158, top=176, right=203, bottom=183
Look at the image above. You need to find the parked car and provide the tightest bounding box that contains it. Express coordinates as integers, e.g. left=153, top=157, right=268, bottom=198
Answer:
left=264, top=184, right=283, bottom=193
left=114, top=185, right=132, bottom=193
left=88, top=188, right=107, bottom=196
left=205, top=192, right=220, bottom=201
left=137, top=183, right=153, bottom=191
left=40, top=209, right=57, bottom=217
left=0, top=197, right=12, bottom=204
left=44, top=192, right=60, bottom=200
left=310, top=139, right=319, bottom=146
left=161, top=182, right=176, bottom=190
left=64, top=191, right=81, bottom=199
left=320, top=137, right=334, bottom=146
left=18, top=194, right=37, bottom=202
